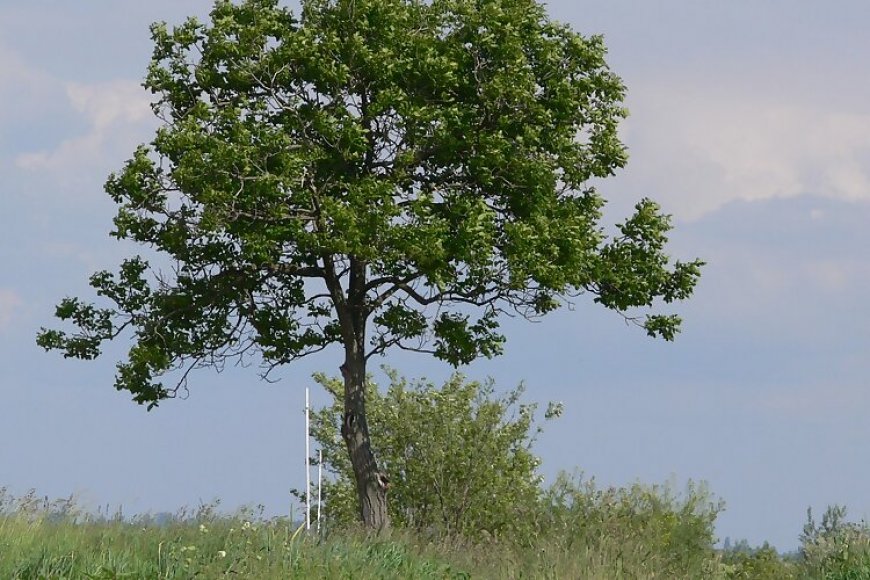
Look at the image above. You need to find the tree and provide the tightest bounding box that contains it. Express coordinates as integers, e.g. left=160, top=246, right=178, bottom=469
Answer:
left=307, top=370, right=560, bottom=539
left=37, top=0, right=703, bottom=530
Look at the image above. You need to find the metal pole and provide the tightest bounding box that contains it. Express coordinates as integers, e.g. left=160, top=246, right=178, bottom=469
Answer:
left=317, top=449, right=323, bottom=533
left=305, top=386, right=311, bottom=531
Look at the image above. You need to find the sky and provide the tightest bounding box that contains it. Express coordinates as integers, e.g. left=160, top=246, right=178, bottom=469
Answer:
left=1, top=0, right=869, bottom=550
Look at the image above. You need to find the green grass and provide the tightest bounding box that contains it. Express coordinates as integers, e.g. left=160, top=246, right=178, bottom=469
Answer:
left=3, top=487, right=869, bottom=579
left=0, top=482, right=727, bottom=579
left=1, top=516, right=725, bottom=580
left=0, top=515, right=474, bottom=579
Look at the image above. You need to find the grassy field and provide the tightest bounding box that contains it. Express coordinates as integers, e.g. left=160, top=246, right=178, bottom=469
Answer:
left=2, top=486, right=869, bottom=579
left=0, top=515, right=715, bottom=579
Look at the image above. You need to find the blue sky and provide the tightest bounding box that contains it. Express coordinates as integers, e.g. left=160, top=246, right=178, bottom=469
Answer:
left=2, top=1, right=869, bottom=549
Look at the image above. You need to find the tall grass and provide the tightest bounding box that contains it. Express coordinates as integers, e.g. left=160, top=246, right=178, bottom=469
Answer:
left=3, top=485, right=869, bottom=578
left=0, top=487, right=473, bottom=579
left=0, top=506, right=468, bottom=579
left=0, top=479, right=726, bottom=579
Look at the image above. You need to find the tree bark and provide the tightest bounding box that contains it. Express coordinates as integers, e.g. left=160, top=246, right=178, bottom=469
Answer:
left=340, top=349, right=390, bottom=530
left=322, top=251, right=388, bottom=530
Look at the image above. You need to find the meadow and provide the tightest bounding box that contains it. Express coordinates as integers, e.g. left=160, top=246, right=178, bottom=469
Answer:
left=3, top=484, right=869, bottom=579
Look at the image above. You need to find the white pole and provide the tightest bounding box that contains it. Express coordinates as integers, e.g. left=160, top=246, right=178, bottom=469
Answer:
left=317, top=449, right=323, bottom=533
left=305, top=386, right=311, bottom=531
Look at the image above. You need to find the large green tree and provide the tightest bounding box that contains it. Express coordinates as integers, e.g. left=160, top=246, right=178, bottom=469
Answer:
left=38, top=0, right=702, bottom=530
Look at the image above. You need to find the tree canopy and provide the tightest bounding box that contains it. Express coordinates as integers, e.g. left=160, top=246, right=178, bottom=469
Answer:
left=38, top=0, right=702, bottom=529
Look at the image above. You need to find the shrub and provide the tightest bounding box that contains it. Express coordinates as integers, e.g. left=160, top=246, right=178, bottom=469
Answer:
left=529, top=472, right=725, bottom=578
left=799, top=505, right=870, bottom=579
left=721, top=542, right=798, bottom=579
left=308, top=370, right=559, bottom=543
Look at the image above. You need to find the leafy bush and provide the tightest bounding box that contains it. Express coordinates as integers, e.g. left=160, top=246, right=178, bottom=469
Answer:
left=527, top=472, right=725, bottom=578
left=718, top=506, right=870, bottom=580
left=799, top=505, right=870, bottom=579
left=721, top=542, right=798, bottom=579
left=309, top=370, right=559, bottom=542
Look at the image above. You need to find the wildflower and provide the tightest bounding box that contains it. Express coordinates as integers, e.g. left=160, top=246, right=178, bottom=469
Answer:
left=217, top=550, right=227, bottom=558
left=199, top=523, right=209, bottom=533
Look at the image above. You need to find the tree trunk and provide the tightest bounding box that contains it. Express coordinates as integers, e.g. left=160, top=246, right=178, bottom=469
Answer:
left=340, top=350, right=390, bottom=530
left=325, top=252, right=388, bottom=530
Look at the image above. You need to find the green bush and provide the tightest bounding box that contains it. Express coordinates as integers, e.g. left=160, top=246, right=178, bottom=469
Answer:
left=799, top=506, right=870, bottom=579
left=305, top=370, right=730, bottom=577
left=721, top=542, right=798, bottom=579
left=525, top=472, right=725, bottom=578
left=308, top=370, right=558, bottom=542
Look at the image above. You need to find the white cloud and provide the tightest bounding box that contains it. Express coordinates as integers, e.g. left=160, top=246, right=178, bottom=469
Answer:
left=15, top=80, right=154, bottom=176
left=66, top=82, right=154, bottom=133
left=620, top=86, right=870, bottom=220
left=0, top=290, right=22, bottom=330
left=0, top=44, right=58, bottom=126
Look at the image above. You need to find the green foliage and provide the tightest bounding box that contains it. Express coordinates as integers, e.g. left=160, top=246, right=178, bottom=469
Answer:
left=717, top=506, right=870, bottom=580
left=0, top=485, right=729, bottom=579
left=721, top=542, right=798, bottom=579
left=0, top=488, right=474, bottom=579
left=37, top=0, right=702, bottom=408
left=25, top=488, right=870, bottom=579
left=531, top=473, right=725, bottom=578
left=0, top=505, right=468, bottom=579
left=306, top=373, right=730, bottom=577
left=309, top=371, right=553, bottom=541
left=799, top=505, right=870, bottom=579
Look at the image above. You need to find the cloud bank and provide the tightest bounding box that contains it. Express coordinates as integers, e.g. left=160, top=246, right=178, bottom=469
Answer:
left=622, top=86, right=870, bottom=220
left=15, top=80, right=154, bottom=177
